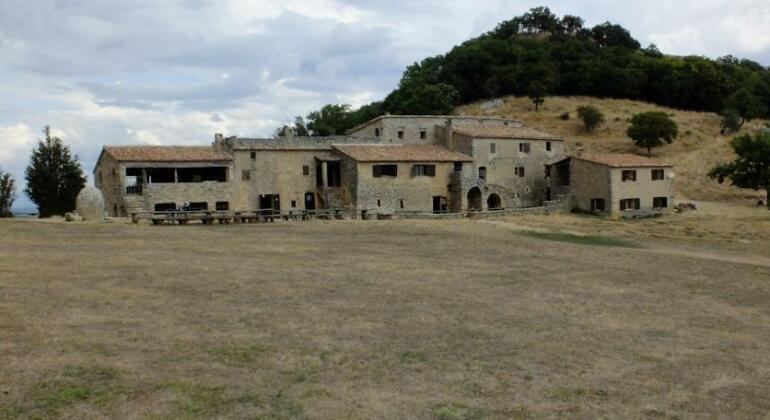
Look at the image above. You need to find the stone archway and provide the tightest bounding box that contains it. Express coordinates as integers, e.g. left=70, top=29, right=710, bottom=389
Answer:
left=467, top=187, right=482, bottom=211
left=487, top=193, right=502, bottom=210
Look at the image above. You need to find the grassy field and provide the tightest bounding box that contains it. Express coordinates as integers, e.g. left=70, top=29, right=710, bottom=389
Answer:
left=2, top=207, right=770, bottom=419
left=456, top=96, right=769, bottom=203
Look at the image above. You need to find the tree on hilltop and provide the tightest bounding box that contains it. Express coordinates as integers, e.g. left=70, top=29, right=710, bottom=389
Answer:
left=709, top=132, right=770, bottom=209
left=528, top=81, right=547, bottom=112
left=627, top=112, right=678, bottom=156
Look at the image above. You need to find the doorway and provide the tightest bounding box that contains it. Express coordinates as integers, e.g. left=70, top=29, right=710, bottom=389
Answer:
left=487, top=193, right=502, bottom=210
left=432, top=196, right=448, bottom=213
left=305, top=192, right=316, bottom=210
left=259, top=194, right=280, bottom=215
left=467, top=187, right=482, bottom=211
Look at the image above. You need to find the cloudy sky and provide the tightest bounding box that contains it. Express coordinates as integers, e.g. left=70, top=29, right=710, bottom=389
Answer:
left=2, top=0, right=769, bottom=210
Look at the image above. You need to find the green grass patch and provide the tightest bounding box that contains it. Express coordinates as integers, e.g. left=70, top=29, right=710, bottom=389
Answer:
left=515, top=230, right=640, bottom=248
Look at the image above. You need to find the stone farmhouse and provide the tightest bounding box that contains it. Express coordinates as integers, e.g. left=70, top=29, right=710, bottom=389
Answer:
left=549, top=153, right=675, bottom=217
left=93, top=114, right=674, bottom=218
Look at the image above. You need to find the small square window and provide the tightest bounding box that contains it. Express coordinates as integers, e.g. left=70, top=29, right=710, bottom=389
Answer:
left=651, top=169, right=665, bottom=180
left=216, top=201, right=229, bottom=211
left=479, top=166, right=487, bottom=180
left=397, top=130, right=404, bottom=139
left=302, top=165, right=310, bottom=176
left=420, top=130, right=427, bottom=139
left=653, top=197, right=668, bottom=208
left=519, top=143, right=530, bottom=153
left=453, top=162, right=463, bottom=172
left=241, top=170, right=251, bottom=181
left=515, top=167, right=525, bottom=177
left=291, top=200, right=297, bottom=208
left=546, top=141, right=552, bottom=151
left=250, top=151, right=256, bottom=160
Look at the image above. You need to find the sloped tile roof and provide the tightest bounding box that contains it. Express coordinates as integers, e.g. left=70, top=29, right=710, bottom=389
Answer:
left=103, top=146, right=232, bottom=162
left=452, top=125, right=562, bottom=141
left=332, top=144, right=473, bottom=162
left=575, top=153, right=673, bottom=168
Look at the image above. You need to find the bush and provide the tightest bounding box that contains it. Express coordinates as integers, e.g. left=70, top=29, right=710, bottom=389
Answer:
left=559, top=112, right=570, bottom=120
left=577, top=105, right=605, bottom=132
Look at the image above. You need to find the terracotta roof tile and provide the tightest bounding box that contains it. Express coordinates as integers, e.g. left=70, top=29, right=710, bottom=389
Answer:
left=575, top=153, right=673, bottom=168
left=452, top=125, right=562, bottom=141
left=332, top=144, right=473, bottom=162
left=103, top=146, right=232, bottom=162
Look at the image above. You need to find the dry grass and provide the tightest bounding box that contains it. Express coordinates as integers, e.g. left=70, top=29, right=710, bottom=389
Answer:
left=456, top=96, right=769, bottom=203
left=1, top=212, right=770, bottom=419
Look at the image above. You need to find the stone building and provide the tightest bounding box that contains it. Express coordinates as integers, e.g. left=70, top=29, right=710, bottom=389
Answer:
left=93, top=115, right=571, bottom=216
left=549, top=154, right=675, bottom=217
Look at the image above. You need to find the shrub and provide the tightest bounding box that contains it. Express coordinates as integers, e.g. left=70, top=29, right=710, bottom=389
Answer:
left=577, top=105, right=605, bottom=132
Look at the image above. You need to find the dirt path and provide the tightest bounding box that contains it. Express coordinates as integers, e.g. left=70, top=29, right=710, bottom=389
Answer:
left=643, top=246, right=770, bottom=269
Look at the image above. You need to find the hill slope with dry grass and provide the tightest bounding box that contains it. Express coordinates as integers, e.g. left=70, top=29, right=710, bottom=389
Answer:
left=456, top=96, right=768, bottom=202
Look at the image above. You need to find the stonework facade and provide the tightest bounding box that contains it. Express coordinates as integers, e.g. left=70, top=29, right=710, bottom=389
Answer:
left=93, top=114, right=670, bottom=219
left=550, top=154, right=675, bottom=218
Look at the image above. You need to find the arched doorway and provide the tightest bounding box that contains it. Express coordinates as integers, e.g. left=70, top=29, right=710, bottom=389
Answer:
left=467, top=187, right=482, bottom=211
left=487, top=193, right=502, bottom=210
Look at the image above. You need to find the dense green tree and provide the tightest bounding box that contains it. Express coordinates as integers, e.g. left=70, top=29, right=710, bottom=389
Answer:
left=306, top=104, right=353, bottom=136
left=289, top=7, right=770, bottom=135
left=577, top=105, right=605, bottom=132
left=725, top=88, right=767, bottom=129
left=25, top=127, right=86, bottom=218
left=294, top=116, right=309, bottom=136
left=0, top=167, right=16, bottom=218
left=527, top=80, right=547, bottom=112
left=720, top=108, right=742, bottom=135
left=709, top=132, right=770, bottom=208
left=627, top=112, right=679, bottom=155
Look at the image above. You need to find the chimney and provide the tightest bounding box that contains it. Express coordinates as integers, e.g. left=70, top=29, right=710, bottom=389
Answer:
left=214, top=133, right=224, bottom=150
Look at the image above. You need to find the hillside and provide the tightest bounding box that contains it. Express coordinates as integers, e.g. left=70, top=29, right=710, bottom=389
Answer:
left=456, top=96, right=767, bottom=203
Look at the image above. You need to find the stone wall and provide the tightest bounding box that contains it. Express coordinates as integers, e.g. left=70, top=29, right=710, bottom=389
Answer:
left=94, top=153, right=125, bottom=216
left=609, top=166, right=674, bottom=216
left=570, top=159, right=612, bottom=214
left=350, top=161, right=458, bottom=213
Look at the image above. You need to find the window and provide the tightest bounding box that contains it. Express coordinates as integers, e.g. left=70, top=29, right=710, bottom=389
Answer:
left=412, top=164, right=436, bottom=177
left=453, top=162, right=463, bottom=172
left=397, top=130, right=404, bottom=139
left=186, top=202, right=208, bottom=211
left=490, top=143, right=496, bottom=153
left=519, top=143, right=530, bottom=153
left=327, top=161, right=341, bottom=187
left=622, top=170, right=637, bottom=182
left=216, top=201, right=229, bottom=211
left=302, top=165, right=310, bottom=176
left=377, top=199, right=382, bottom=207
left=241, top=170, right=251, bottom=181
left=154, top=202, right=176, bottom=212
left=374, top=128, right=380, bottom=137
left=620, top=198, right=641, bottom=211
left=652, top=169, right=665, bottom=180
left=546, top=141, right=552, bottom=151
left=515, top=167, right=525, bottom=177
left=250, top=151, right=256, bottom=160
left=653, top=197, right=668, bottom=208
left=316, top=163, right=323, bottom=186
left=399, top=199, right=404, bottom=209
left=420, top=129, right=427, bottom=139
left=373, top=164, right=398, bottom=177
left=478, top=166, right=487, bottom=180
left=291, top=200, right=297, bottom=208
left=544, top=165, right=551, bottom=178
left=590, top=198, right=606, bottom=212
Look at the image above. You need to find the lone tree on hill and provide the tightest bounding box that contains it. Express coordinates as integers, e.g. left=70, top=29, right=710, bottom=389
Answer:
left=720, top=108, right=742, bottom=135
left=725, top=88, right=767, bottom=130
left=627, top=112, right=678, bottom=156
left=0, top=167, right=16, bottom=218
left=25, top=126, right=86, bottom=218
left=577, top=105, right=605, bottom=132
left=709, top=132, right=770, bottom=209
left=528, top=81, right=547, bottom=112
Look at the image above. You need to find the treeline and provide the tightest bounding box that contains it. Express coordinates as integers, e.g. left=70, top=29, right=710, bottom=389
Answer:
left=291, top=7, right=769, bottom=136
